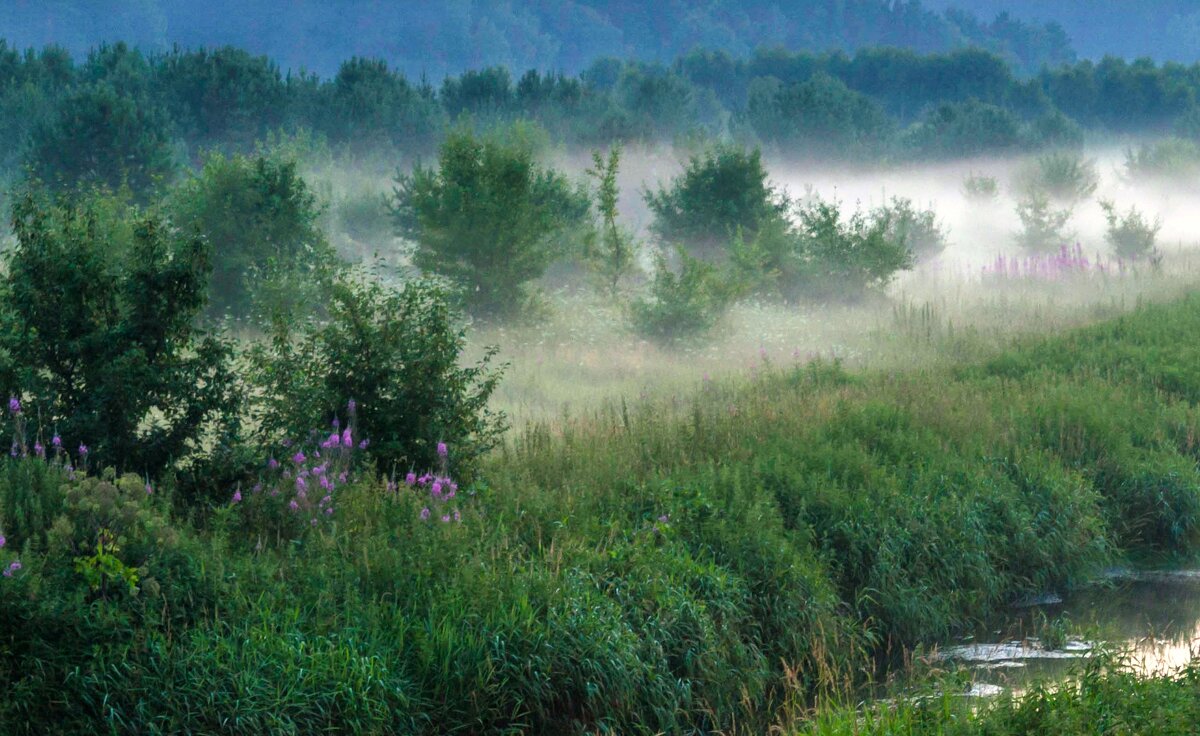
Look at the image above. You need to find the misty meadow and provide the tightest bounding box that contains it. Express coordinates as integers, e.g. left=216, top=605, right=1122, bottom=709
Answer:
left=6, top=2, right=1200, bottom=734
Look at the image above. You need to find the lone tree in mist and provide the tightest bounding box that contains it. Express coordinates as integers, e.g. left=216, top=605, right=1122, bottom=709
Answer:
left=645, top=145, right=787, bottom=258
left=392, top=128, right=589, bottom=318
left=585, top=144, right=636, bottom=295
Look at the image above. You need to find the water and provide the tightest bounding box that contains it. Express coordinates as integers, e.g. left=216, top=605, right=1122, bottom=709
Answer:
left=934, top=570, right=1200, bottom=696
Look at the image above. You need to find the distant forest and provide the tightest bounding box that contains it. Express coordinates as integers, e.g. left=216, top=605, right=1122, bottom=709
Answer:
left=6, top=34, right=1200, bottom=190
left=0, top=0, right=1076, bottom=78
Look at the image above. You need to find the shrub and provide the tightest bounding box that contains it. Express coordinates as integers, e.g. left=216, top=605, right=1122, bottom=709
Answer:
left=0, top=190, right=237, bottom=476
left=962, top=172, right=1000, bottom=201
left=871, top=196, right=949, bottom=261
left=791, top=197, right=914, bottom=299
left=1124, top=138, right=1200, bottom=183
left=170, top=152, right=338, bottom=322
left=1014, top=190, right=1074, bottom=252
left=249, top=274, right=506, bottom=477
left=1099, top=200, right=1162, bottom=261
left=631, top=248, right=732, bottom=342
left=392, top=127, right=590, bottom=318
left=644, top=144, right=788, bottom=257
left=1016, top=151, right=1099, bottom=204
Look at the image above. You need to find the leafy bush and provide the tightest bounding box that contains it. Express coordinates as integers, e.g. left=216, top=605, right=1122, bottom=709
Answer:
left=962, top=172, right=1000, bottom=201
left=170, top=152, right=338, bottom=322
left=1124, top=138, right=1200, bottom=183
left=631, top=248, right=732, bottom=342
left=645, top=144, right=788, bottom=257
left=1016, top=151, right=1099, bottom=204
left=26, top=82, right=176, bottom=195
left=249, top=274, right=506, bottom=477
left=392, top=128, right=590, bottom=318
left=791, top=197, right=915, bottom=299
left=0, top=191, right=237, bottom=476
left=871, top=196, right=948, bottom=261
left=1014, top=190, right=1074, bottom=252
left=1099, top=200, right=1162, bottom=261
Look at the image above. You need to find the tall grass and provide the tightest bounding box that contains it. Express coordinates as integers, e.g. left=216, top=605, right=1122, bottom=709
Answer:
left=7, top=295, right=1200, bottom=732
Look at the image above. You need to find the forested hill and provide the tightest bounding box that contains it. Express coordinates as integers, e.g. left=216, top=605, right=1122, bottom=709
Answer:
left=0, top=0, right=1073, bottom=78
left=923, top=0, right=1200, bottom=63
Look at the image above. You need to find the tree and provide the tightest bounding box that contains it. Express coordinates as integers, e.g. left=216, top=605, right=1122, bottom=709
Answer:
left=743, top=73, right=894, bottom=158
left=645, top=145, right=787, bottom=258
left=585, top=145, right=636, bottom=295
left=0, top=190, right=236, bottom=475
left=170, top=153, right=337, bottom=322
left=26, top=82, right=176, bottom=195
left=392, top=128, right=590, bottom=318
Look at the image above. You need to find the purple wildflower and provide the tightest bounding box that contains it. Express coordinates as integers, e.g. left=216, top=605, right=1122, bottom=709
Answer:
left=146, top=483, right=153, bottom=495
left=453, top=509, right=461, bottom=523
left=406, top=472, right=417, bottom=486
left=34, top=442, right=44, bottom=458
left=7, top=397, right=20, bottom=415
left=51, top=434, right=61, bottom=448
left=341, top=427, right=352, bottom=447
left=2, top=560, right=19, bottom=577
left=347, top=399, right=356, bottom=414
left=231, top=490, right=242, bottom=504
left=268, top=457, right=280, bottom=470
left=358, top=439, right=369, bottom=450
left=437, top=442, right=448, bottom=458
left=431, top=481, right=443, bottom=498
left=78, top=444, right=88, bottom=457
left=324, top=507, right=333, bottom=516
left=289, top=500, right=300, bottom=511
left=441, top=514, right=451, bottom=523
left=292, top=451, right=306, bottom=464
left=419, top=507, right=430, bottom=521
left=0, top=535, right=5, bottom=548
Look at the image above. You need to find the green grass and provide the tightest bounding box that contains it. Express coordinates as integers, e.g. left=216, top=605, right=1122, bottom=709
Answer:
left=9, top=295, right=1200, bottom=732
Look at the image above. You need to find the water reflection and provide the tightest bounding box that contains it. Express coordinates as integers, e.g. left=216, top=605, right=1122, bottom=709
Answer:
left=939, top=571, right=1200, bottom=694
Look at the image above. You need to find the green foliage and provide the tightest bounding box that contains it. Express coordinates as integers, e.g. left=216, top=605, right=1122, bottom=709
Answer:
left=742, top=72, right=893, bottom=158
left=170, top=152, right=338, bottom=322
left=963, top=171, right=1001, bottom=201
left=26, top=81, right=176, bottom=195
left=0, top=191, right=236, bottom=475
left=392, top=127, right=590, bottom=318
left=1100, top=200, right=1162, bottom=261
left=319, top=57, right=444, bottom=154
left=1124, top=137, right=1200, bottom=183
left=584, top=144, right=636, bottom=295
left=249, top=274, right=505, bottom=476
left=645, top=145, right=787, bottom=257
left=631, top=248, right=731, bottom=342
left=791, top=197, right=915, bottom=298
left=1015, top=190, right=1074, bottom=252
left=872, top=196, right=948, bottom=261
left=903, top=99, right=1023, bottom=158
left=1017, top=150, right=1099, bottom=204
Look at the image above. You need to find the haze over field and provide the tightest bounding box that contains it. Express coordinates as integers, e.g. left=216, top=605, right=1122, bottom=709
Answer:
left=7, top=2, right=1200, bottom=735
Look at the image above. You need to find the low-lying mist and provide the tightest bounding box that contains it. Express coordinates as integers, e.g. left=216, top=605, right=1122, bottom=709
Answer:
left=316, top=140, right=1200, bottom=425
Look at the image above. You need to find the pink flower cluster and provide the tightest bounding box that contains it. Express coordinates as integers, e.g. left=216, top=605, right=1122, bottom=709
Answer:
left=232, top=400, right=364, bottom=533
left=982, top=244, right=1127, bottom=282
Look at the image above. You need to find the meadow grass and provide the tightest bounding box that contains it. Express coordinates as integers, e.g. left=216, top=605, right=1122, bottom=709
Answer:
left=6, top=288, right=1200, bottom=732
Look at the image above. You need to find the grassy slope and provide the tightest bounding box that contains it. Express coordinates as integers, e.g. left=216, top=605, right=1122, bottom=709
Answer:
left=6, top=296, right=1200, bottom=733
